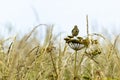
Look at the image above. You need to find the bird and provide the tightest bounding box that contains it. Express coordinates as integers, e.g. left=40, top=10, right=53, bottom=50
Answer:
left=72, top=25, right=79, bottom=37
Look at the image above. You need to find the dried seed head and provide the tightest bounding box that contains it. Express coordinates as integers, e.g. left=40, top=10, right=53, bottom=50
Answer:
left=77, top=37, right=83, bottom=42
left=64, top=35, right=85, bottom=51
left=68, top=35, right=74, bottom=38
left=64, top=37, right=71, bottom=43
left=68, top=39, right=85, bottom=51
left=85, top=44, right=101, bottom=58
left=91, top=40, right=98, bottom=44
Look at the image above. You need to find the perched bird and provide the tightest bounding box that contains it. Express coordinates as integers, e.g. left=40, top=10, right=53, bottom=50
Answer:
left=72, top=25, right=79, bottom=37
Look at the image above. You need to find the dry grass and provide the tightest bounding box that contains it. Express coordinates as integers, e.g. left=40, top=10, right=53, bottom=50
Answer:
left=0, top=24, right=120, bottom=80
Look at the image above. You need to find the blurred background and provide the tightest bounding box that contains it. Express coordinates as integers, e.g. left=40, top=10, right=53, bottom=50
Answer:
left=0, top=0, right=120, bottom=39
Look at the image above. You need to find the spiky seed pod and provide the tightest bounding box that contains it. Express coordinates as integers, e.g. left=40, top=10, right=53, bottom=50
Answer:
left=68, top=35, right=74, bottom=38
left=72, top=25, right=79, bottom=37
left=77, top=37, right=83, bottom=43
left=64, top=37, right=71, bottom=43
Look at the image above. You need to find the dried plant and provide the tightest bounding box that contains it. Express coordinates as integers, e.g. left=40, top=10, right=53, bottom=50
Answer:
left=0, top=17, right=120, bottom=80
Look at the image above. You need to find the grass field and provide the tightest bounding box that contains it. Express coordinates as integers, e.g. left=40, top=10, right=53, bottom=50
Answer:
left=0, top=24, right=120, bottom=80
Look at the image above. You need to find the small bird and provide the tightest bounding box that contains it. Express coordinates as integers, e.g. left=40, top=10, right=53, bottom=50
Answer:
left=72, top=25, right=79, bottom=37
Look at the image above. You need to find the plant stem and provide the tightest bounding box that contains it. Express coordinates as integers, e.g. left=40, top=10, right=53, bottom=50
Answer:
left=77, top=54, right=85, bottom=77
left=86, top=15, right=89, bottom=37
left=50, top=52, right=58, bottom=79
left=74, top=50, right=77, bottom=79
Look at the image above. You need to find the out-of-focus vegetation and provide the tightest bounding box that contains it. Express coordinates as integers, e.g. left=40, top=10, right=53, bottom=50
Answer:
left=0, top=24, right=120, bottom=80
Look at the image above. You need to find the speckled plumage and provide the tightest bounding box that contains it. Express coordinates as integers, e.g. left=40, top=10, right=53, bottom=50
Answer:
left=72, top=25, right=79, bottom=37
